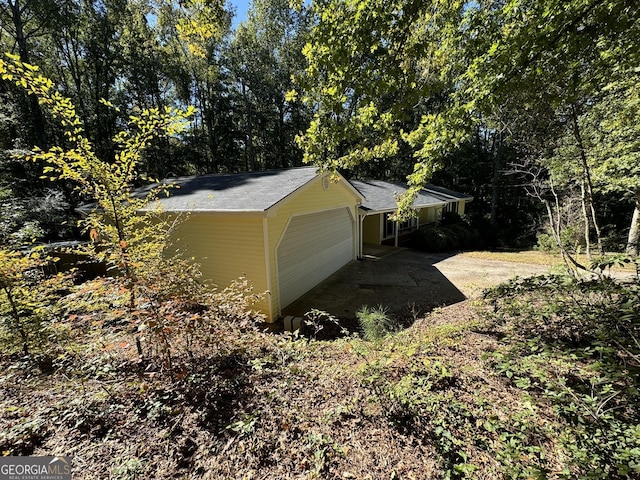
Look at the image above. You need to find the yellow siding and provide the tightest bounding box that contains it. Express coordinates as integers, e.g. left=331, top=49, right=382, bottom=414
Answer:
left=418, top=206, right=441, bottom=224
left=417, top=208, right=430, bottom=225
left=172, top=214, right=271, bottom=318
left=362, top=214, right=382, bottom=244
left=267, top=177, right=359, bottom=317
left=458, top=201, right=466, bottom=215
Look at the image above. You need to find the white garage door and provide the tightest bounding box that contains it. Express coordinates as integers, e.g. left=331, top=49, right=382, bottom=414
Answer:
left=277, top=208, right=354, bottom=309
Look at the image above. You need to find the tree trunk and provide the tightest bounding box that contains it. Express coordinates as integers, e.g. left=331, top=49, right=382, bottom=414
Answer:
left=490, top=132, right=501, bottom=227
left=547, top=179, right=589, bottom=275
left=626, top=191, right=640, bottom=255
left=571, top=104, right=603, bottom=254
left=279, top=100, right=287, bottom=169
left=3, top=285, right=29, bottom=355
left=9, top=0, right=48, bottom=149
left=580, top=180, right=591, bottom=257
left=242, top=80, right=255, bottom=171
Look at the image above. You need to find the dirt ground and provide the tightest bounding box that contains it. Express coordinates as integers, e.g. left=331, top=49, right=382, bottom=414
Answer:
left=282, top=248, right=551, bottom=321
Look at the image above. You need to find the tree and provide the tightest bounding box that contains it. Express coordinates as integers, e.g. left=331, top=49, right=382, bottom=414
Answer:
left=227, top=0, right=311, bottom=171
left=296, top=0, right=640, bottom=255
left=157, top=0, right=236, bottom=173
left=588, top=76, right=640, bottom=254
left=0, top=53, right=199, bottom=363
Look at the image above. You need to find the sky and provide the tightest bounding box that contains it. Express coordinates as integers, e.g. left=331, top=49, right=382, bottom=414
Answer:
left=228, top=0, right=251, bottom=28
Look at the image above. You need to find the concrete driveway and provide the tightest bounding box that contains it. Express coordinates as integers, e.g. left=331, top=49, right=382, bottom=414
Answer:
left=281, top=247, right=550, bottom=321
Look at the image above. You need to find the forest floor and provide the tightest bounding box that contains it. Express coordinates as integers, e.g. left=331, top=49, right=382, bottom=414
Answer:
left=1, top=301, right=522, bottom=479
left=1, top=252, right=638, bottom=479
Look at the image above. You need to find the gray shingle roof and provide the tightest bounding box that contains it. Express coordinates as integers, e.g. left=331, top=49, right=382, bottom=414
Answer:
left=423, top=183, right=474, bottom=202
left=144, top=167, right=320, bottom=212
left=78, top=168, right=471, bottom=215
left=351, top=179, right=447, bottom=212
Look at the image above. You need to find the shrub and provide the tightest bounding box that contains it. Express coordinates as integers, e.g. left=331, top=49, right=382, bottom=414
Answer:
left=0, top=249, right=75, bottom=355
left=535, top=232, right=558, bottom=252
left=411, top=221, right=480, bottom=252
left=480, top=275, right=640, bottom=478
left=357, top=305, right=398, bottom=340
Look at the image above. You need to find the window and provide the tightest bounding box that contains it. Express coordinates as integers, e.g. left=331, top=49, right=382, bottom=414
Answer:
left=383, top=212, right=417, bottom=239
left=444, top=201, right=459, bottom=213
left=399, top=217, right=417, bottom=231
left=384, top=213, right=395, bottom=238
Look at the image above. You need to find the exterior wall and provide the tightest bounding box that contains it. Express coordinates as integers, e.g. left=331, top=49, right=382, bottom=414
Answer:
left=267, top=177, right=359, bottom=317
left=362, top=214, right=382, bottom=244
left=172, top=213, right=271, bottom=317
left=418, top=206, right=441, bottom=224
left=443, top=200, right=469, bottom=215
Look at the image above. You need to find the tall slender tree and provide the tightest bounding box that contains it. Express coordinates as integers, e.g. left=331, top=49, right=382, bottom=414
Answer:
left=227, top=0, right=311, bottom=171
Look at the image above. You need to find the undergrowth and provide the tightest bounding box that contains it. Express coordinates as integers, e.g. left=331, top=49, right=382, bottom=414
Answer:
left=2, top=272, right=639, bottom=478
left=481, top=274, right=640, bottom=478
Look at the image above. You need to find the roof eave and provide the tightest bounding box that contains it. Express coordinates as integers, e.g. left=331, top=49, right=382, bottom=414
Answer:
left=359, top=202, right=447, bottom=215
left=143, top=208, right=268, bottom=217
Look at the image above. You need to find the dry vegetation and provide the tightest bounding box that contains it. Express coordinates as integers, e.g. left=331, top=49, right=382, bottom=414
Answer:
left=1, top=272, right=639, bottom=479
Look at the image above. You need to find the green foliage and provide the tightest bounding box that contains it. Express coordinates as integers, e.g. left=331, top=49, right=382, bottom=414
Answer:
left=536, top=223, right=585, bottom=254
left=482, top=274, right=640, bottom=478
left=296, top=0, right=640, bottom=255
left=535, top=231, right=558, bottom=253
left=590, top=254, right=640, bottom=279
left=412, top=222, right=480, bottom=252
left=357, top=338, right=482, bottom=479
left=0, top=54, right=264, bottom=372
left=0, top=411, right=47, bottom=455
left=227, top=0, right=311, bottom=171
left=350, top=273, right=640, bottom=478
left=110, top=457, right=143, bottom=480
left=174, top=0, right=226, bottom=59
left=356, top=305, right=398, bottom=341
left=0, top=248, right=74, bottom=355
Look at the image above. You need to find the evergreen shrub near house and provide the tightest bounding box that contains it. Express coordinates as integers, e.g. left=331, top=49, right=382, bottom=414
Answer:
left=411, top=212, right=480, bottom=252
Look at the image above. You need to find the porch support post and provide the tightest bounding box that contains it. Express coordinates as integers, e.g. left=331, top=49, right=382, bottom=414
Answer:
left=394, top=221, right=399, bottom=247
left=358, top=214, right=365, bottom=259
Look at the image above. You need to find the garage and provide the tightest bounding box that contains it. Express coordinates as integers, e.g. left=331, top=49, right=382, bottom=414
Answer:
left=277, top=207, right=354, bottom=309
left=150, top=166, right=363, bottom=321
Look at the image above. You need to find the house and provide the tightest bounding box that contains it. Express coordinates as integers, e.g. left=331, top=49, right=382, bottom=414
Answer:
left=150, top=167, right=472, bottom=321
left=151, top=167, right=363, bottom=322
left=352, top=179, right=473, bottom=252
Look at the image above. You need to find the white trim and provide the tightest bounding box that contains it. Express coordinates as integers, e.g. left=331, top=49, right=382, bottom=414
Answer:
left=349, top=206, right=358, bottom=260
left=358, top=202, right=447, bottom=217
left=273, top=215, right=293, bottom=317
left=394, top=220, right=399, bottom=247
left=358, top=214, right=366, bottom=259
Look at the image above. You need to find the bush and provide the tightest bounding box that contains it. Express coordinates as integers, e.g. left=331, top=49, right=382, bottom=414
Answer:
left=535, top=226, right=585, bottom=254
left=411, top=220, right=480, bottom=252
left=535, top=232, right=558, bottom=252
left=480, top=275, right=640, bottom=478
left=357, top=305, right=398, bottom=340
